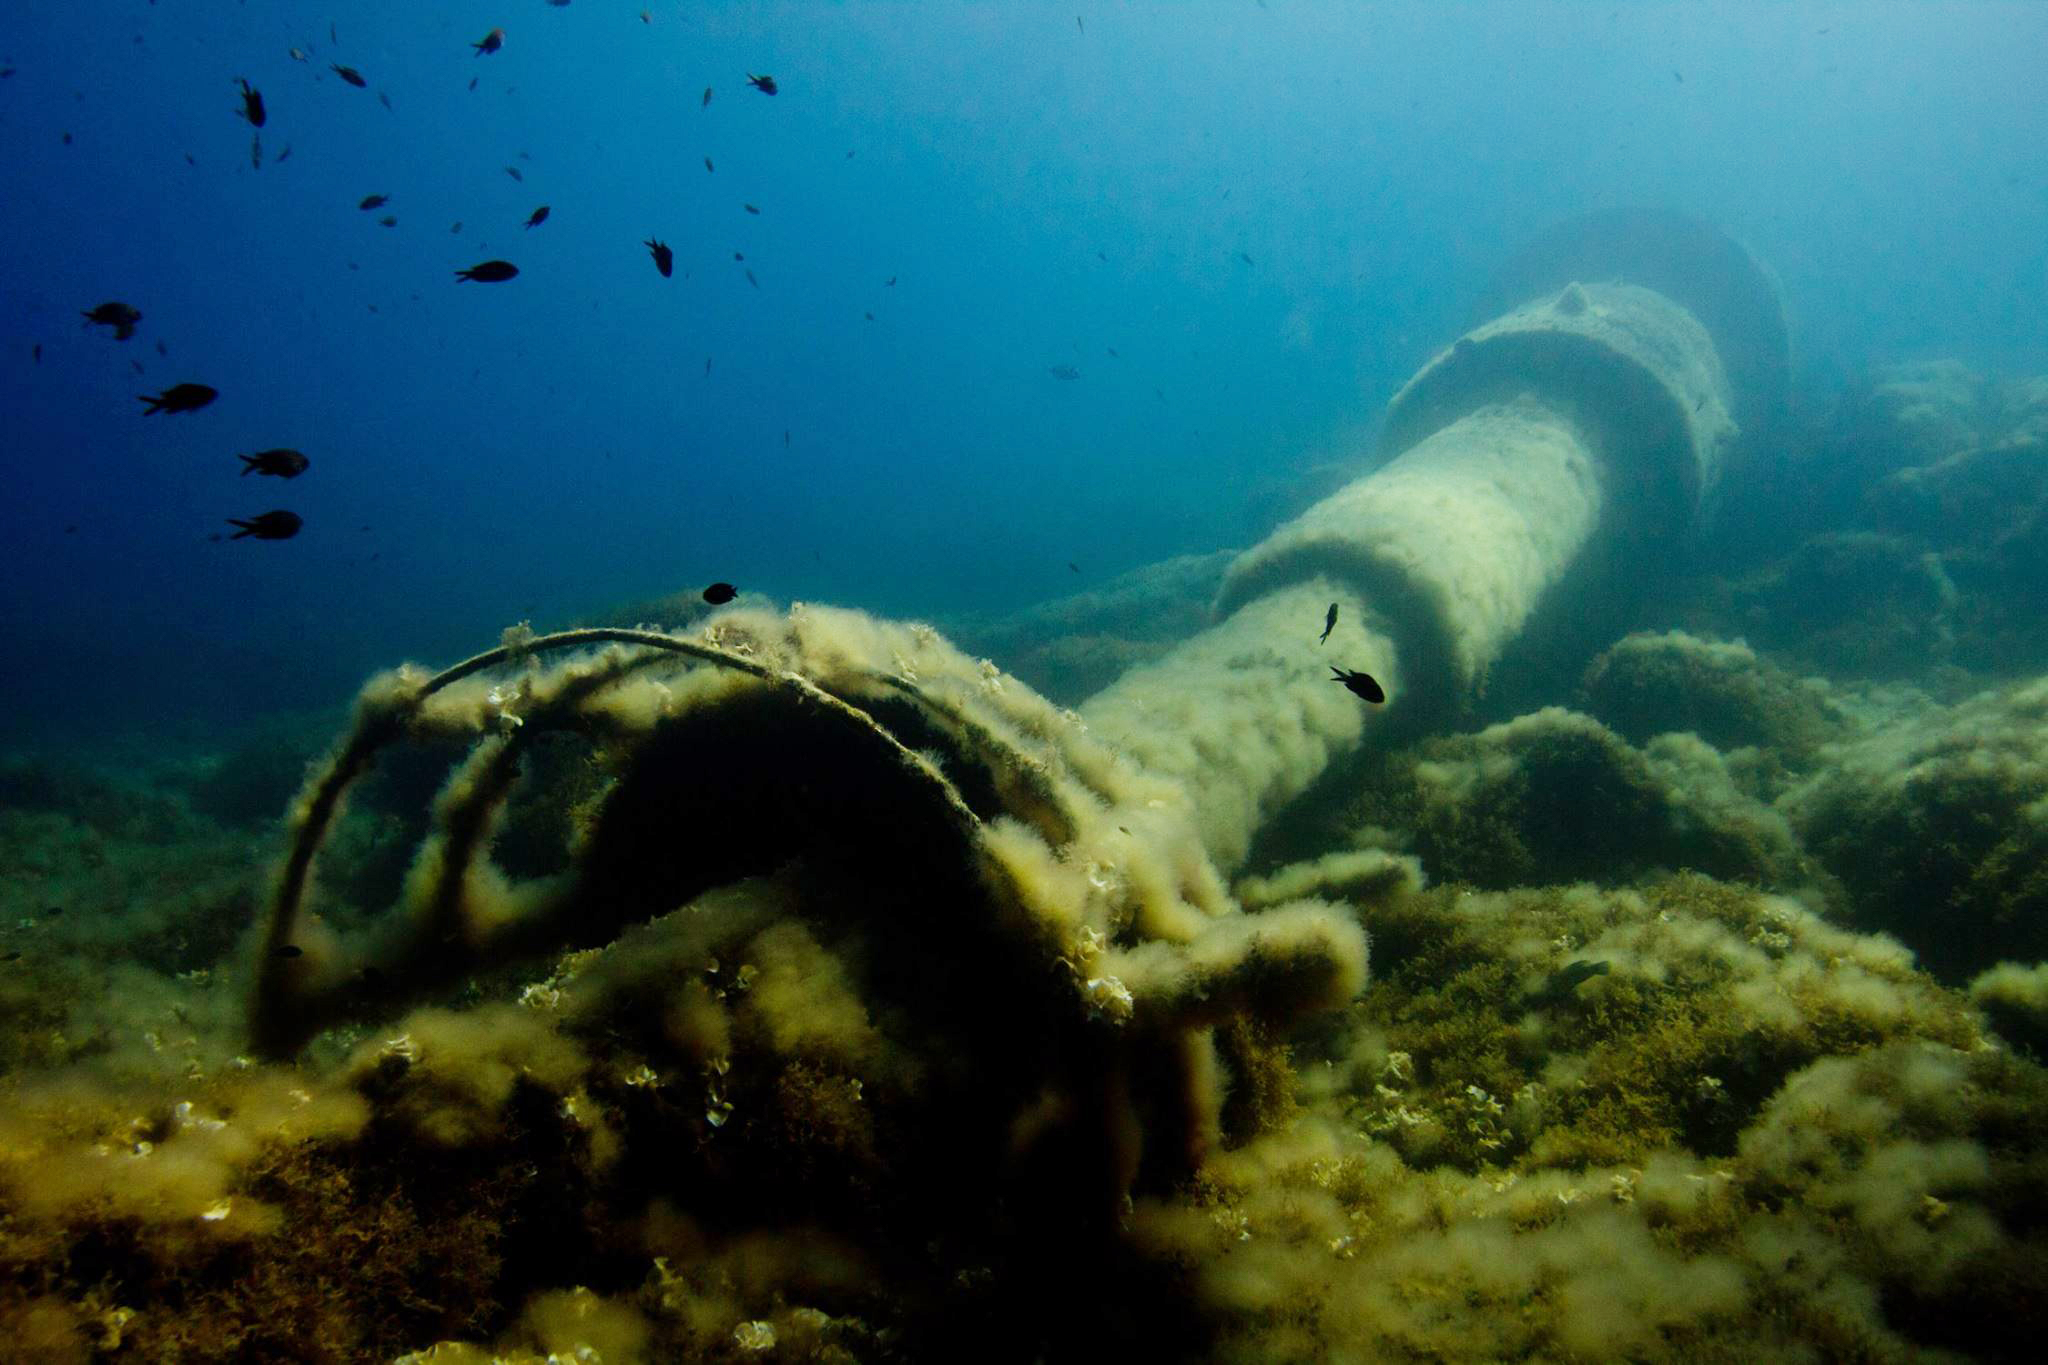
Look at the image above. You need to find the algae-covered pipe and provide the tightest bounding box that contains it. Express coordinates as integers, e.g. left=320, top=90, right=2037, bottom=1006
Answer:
left=252, top=214, right=1783, bottom=1067
left=243, top=215, right=1783, bottom=1239
left=1081, top=220, right=1784, bottom=872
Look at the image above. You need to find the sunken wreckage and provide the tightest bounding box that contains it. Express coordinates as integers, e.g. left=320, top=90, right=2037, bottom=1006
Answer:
left=250, top=209, right=1791, bottom=1353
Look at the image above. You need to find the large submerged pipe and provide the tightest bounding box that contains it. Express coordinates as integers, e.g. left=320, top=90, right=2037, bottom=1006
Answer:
left=1081, top=226, right=1783, bottom=869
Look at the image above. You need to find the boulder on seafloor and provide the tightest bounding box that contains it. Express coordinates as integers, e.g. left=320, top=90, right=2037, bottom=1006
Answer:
left=1783, top=676, right=2048, bottom=982
left=1346, top=707, right=1809, bottom=892
left=1728, top=531, right=1957, bottom=678
left=1581, top=630, right=1842, bottom=760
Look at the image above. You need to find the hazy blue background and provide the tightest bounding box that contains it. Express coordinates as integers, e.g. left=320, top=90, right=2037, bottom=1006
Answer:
left=3, top=1, right=2044, bottom=751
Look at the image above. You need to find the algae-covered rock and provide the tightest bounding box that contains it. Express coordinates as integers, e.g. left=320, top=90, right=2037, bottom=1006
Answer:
left=1784, top=676, right=2048, bottom=981
left=1363, top=707, right=1807, bottom=891
left=1858, top=426, right=2048, bottom=672
left=1730, top=531, right=1957, bottom=677
left=1854, top=359, right=1990, bottom=471
left=0, top=758, right=263, bottom=996
left=1335, top=875, right=1973, bottom=1173
left=1126, top=875, right=2047, bottom=1363
left=1970, top=961, right=2048, bottom=1059
left=1712, top=368, right=2048, bottom=681
left=1868, top=435, right=2048, bottom=549
left=1581, top=630, right=1842, bottom=759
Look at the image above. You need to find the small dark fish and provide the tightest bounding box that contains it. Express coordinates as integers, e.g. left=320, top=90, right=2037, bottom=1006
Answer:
left=63, top=523, right=75, bottom=533
left=1048, top=365, right=1080, bottom=381
left=455, top=260, right=519, bottom=283
left=505, top=165, right=524, bottom=182
left=1319, top=602, right=1338, bottom=644
left=1106, top=346, right=1119, bottom=358
left=743, top=202, right=760, bottom=214
left=525, top=205, right=550, bottom=228
left=236, top=78, right=266, bottom=127
left=746, top=73, right=777, bottom=95
left=228, top=510, right=303, bottom=540
left=704, top=155, right=714, bottom=173
left=332, top=64, right=367, bottom=87
left=61, top=132, right=72, bottom=145
left=1556, top=959, right=1610, bottom=990
left=82, top=301, right=142, bottom=340
left=377, top=90, right=393, bottom=112
left=1329, top=665, right=1385, bottom=704
left=1532, top=959, right=1611, bottom=1006
left=704, top=357, right=712, bottom=376
left=1673, top=69, right=1683, bottom=83
left=240, top=448, right=310, bottom=478
left=1238, top=251, right=1254, bottom=266
left=359, top=193, right=389, bottom=210
left=734, top=251, right=745, bottom=261
left=275, top=944, right=304, bottom=959
left=138, top=382, right=218, bottom=414
left=702, top=86, right=713, bottom=108
left=702, top=582, right=738, bottom=604
left=744, top=268, right=758, bottom=288
left=864, top=311, right=874, bottom=321
left=468, top=76, right=479, bottom=92
left=1078, top=15, right=1084, bottom=32
left=250, top=133, right=263, bottom=170
left=274, top=143, right=293, bottom=163
left=131, top=359, right=145, bottom=374
left=884, top=275, right=897, bottom=286
left=783, top=430, right=790, bottom=447
left=155, top=340, right=167, bottom=356
left=473, top=27, right=505, bottom=56
left=32, top=344, right=41, bottom=363
left=451, top=221, right=463, bottom=233
left=1068, top=561, right=1080, bottom=573
left=646, top=238, right=673, bottom=277
left=331, top=22, right=338, bottom=43
left=44, top=906, right=63, bottom=918
left=378, top=215, right=397, bottom=227
left=1, top=952, right=18, bottom=964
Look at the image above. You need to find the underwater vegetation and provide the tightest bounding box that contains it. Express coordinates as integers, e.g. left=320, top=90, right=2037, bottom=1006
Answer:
left=5, top=765, right=2046, bottom=1358
left=8, top=586, right=2048, bottom=1360
left=1784, top=678, right=2048, bottom=981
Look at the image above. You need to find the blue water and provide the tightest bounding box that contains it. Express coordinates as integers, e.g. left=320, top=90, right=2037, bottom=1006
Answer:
left=4, top=1, right=2044, bottom=750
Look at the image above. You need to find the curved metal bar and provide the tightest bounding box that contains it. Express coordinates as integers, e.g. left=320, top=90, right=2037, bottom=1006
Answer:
left=252, top=625, right=987, bottom=1054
